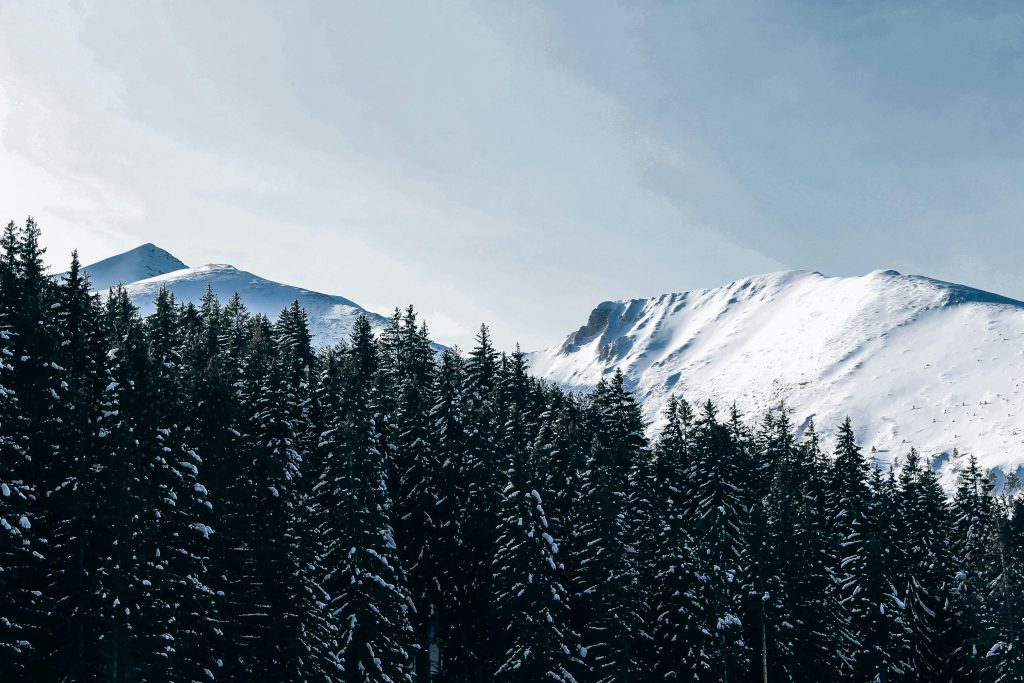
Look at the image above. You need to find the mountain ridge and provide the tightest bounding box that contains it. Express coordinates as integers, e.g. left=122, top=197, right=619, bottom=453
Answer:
left=84, top=246, right=393, bottom=347
left=528, top=268, right=1024, bottom=486
left=81, top=244, right=1024, bottom=485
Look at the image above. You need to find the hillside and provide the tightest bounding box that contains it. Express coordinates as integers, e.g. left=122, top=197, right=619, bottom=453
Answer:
left=87, top=246, right=392, bottom=346
left=529, top=269, right=1024, bottom=485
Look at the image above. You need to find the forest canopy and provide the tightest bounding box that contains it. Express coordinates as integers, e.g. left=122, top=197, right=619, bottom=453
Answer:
left=1, top=218, right=1022, bottom=682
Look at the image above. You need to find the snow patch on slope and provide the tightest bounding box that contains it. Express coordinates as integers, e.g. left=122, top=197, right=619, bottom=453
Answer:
left=529, top=269, right=1024, bottom=487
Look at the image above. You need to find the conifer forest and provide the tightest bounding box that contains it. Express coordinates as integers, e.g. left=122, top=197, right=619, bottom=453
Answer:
left=2, top=218, right=1023, bottom=683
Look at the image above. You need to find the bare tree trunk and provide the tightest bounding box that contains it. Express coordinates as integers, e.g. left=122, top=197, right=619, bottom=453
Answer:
left=761, top=619, right=768, bottom=683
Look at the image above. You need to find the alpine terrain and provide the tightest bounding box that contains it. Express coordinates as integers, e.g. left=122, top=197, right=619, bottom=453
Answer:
left=67, top=242, right=188, bottom=290
left=529, top=269, right=1024, bottom=485
left=3, top=218, right=1022, bottom=682
left=82, top=244, right=392, bottom=345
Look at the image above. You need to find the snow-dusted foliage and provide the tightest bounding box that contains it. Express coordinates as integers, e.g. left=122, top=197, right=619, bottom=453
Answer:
left=1, top=219, right=1023, bottom=682
left=492, top=406, right=583, bottom=683
left=89, top=245, right=394, bottom=348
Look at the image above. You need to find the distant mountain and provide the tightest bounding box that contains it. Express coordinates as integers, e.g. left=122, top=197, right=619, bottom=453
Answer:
left=79, top=243, right=188, bottom=290
left=85, top=246, right=392, bottom=347
left=529, top=269, right=1024, bottom=486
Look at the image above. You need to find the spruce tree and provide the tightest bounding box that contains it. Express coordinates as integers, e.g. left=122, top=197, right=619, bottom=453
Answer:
left=541, top=391, right=590, bottom=565
left=320, top=315, right=415, bottom=682
left=231, top=313, right=283, bottom=678
left=0, top=221, right=48, bottom=680
left=785, top=421, right=850, bottom=681
left=491, top=405, right=582, bottom=682
left=144, top=285, right=221, bottom=682
left=743, top=497, right=794, bottom=683
left=427, top=347, right=473, bottom=680
left=648, top=396, right=713, bottom=681
left=894, top=449, right=958, bottom=681
left=6, top=216, right=1024, bottom=683
left=45, top=250, right=108, bottom=680
left=950, top=454, right=999, bottom=679
left=236, top=304, right=333, bottom=681
left=386, top=307, right=442, bottom=680
left=744, top=403, right=799, bottom=682
left=828, top=417, right=874, bottom=673
left=178, top=286, right=248, bottom=676
left=277, top=302, right=338, bottom=682
left=0, top=320, right=35, bottom=676
left=986, top=494, right=1024, bottom=682
left=854, top=466, right=912, bottom=681
left=458, top=324, right=503, bottom=678
left=3, top=220, right=73, bottom=679
left=91, top=286, right=159, bottom=680
left=688, top=400, right=747, bottom=681
left=575, top=371, right=646, bottom=683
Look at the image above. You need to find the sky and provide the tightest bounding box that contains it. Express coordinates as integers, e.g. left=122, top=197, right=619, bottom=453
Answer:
left=1, top=1, right=1022, bottom=350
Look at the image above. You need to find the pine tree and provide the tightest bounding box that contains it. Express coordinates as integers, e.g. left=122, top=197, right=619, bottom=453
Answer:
left=277, top=302, right=338, bottom=682
left=648, top=396, right=713, bottom=681
left=828, top=417, right=874, bottom=673
left=229, top=313, right=282, bottom=678
left=9, top=217, right=1024, bottom=683
left=45, top=249, right=108, bottom=680
left=385, top=307, right=442, bottom=680
left=854, top=466, right=911, bottom=682
left=491, top=405, right=582, bottom=682
left=144, top=285, right=221, bottom=682
left=0, top=313, right=34, bottom=675
left=427, top=347, right=473, bottom=680
left=541, top=391, right=589, bottom=566
left=743, top=497, right=794, bottom=683
left=575, top=371, right=646, bottom=683
left=235, top=304, right=334, bottom=681
left=744, top=402, right=800, bottom=682
left=893, top=449, right=958, bottom=681
left=0, top=221, right=50, bottom=679
left=687, top=400, right=747, bottom=681
left=3, top=220, right=74, bottom=680
left=532, top=391, right=593, bottom=683
left=91, top=286, right=161, bottom=680
left=178, top=286, right=248, bottom=676
left=320, top=315, right=415, bottom=682
left=986, top=494, right=1024, bottom=682
left=784, top=421, right=850, bottom=681
left=950, top=454, right=999, bottom=679
left=458, top=324, right=503, bottom=678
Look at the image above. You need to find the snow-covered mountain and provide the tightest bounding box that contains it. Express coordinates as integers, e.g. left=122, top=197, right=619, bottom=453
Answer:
left=80, top=243, right=188, bottom=290
left=85, top=245, right=1024, bottom=484
left=529, top=269, right=1024, bottom=486
left=86, top=246, right=392, bottom=346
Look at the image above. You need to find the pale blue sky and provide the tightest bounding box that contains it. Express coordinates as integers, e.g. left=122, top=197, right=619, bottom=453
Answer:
left=1, top=1, right=1022, bottom=349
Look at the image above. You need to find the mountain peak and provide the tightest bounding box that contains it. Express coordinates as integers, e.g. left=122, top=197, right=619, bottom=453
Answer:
left=529, top=268, right=1024, bottom=486
left=869, top=268, right=903, bottom=277
left=80, top=243, right=188, bottom=290
left=91, top=257, right=396, bottom=348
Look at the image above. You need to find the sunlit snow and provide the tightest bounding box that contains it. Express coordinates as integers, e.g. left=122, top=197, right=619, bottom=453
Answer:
left=530, top=269, right=1024, bottom=487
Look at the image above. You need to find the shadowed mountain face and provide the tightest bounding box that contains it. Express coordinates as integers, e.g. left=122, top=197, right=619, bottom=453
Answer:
left=529, top=269, right=1024, bottom=486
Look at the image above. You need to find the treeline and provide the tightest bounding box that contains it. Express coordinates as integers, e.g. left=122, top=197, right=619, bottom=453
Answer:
left=1, top=217, right=1023, bottom=682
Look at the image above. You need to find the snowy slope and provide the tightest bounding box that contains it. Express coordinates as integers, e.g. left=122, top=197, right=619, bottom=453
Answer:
left=79, top=243, right=189, bottom=290
left=529, top=270, right=1024, bottom=485
left=88, top=248, right=392, bottom=347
